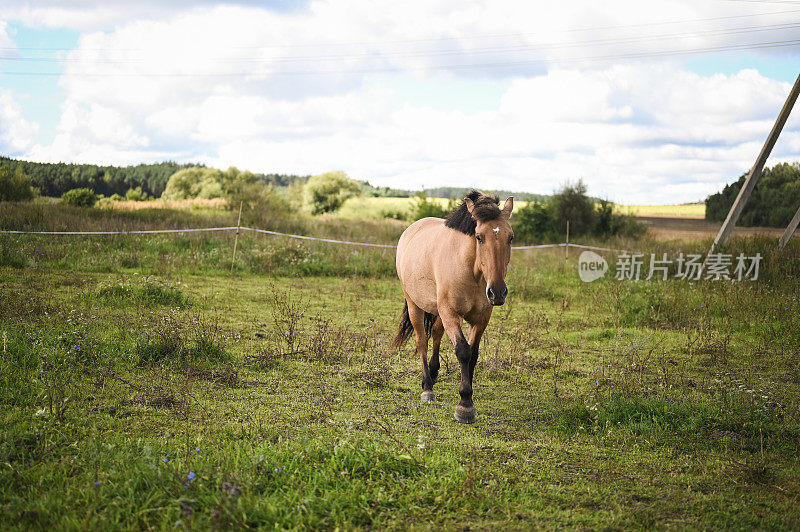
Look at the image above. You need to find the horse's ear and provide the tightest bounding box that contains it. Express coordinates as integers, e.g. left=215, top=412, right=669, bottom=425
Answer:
left=502, top=196, right=514, bottom=219
left=464, top=198, right=476, bottom=219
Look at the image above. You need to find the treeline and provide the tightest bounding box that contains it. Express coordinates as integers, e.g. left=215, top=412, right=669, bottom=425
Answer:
left=422, top=186, right=548, bottom=202
left=2, top=156, right=550, bottom=203
left=705, top=162, right=800, bottom=227
left=0, top=157, right=311, bottom=199
left=0, top=157, right=194, bottom=198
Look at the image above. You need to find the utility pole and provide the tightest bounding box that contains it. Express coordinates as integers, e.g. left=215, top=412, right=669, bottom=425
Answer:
left=706, top=72, right=800, bottom=258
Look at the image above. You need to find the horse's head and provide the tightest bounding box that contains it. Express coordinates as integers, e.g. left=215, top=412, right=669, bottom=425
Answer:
left=465, top=196, right=514, bottom=306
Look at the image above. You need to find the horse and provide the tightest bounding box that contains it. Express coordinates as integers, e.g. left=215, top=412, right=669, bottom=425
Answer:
left=391, top=190, right=514, bottom=424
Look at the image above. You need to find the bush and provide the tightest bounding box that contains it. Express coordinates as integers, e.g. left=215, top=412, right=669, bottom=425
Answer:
left=125, top=186, right=149, bottom=201
left=0, top=166, right=35, bottom=202
left=303, top=171, right=361, bottom=215
left=514, top=201, right=558, bottom=242
left=513, top=181, right=645, bottom=242
left=61, top=188, right=97, bottom=207
left=409, top=191, right=456, bottom=220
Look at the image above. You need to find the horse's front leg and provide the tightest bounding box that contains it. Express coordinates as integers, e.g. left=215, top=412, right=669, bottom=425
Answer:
left=438, top=306, right=477, bottom=424
left=466, top=314, right=490, bottom=393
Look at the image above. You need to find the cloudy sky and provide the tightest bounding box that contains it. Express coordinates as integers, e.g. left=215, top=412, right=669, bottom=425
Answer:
left=1, top=0, right=799, bottom=203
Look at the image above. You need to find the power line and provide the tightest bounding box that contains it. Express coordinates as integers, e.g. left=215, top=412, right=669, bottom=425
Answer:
left=3, top=20, right=800, bottom=65
left=2, top=7, right=800, bottom=53
left=3, top=38, right=799, bottom=78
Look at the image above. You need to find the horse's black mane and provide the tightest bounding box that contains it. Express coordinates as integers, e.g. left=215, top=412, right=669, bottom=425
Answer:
left=444, top=190, right=501, bottom=236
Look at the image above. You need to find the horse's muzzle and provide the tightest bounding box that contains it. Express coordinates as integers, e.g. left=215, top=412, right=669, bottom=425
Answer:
left=486, top=284, right=508, bottom=306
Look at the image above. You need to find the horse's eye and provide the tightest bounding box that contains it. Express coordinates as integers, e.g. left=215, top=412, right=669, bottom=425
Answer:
left=509, top=235, right=514, bottom=243
left=476, top=235, right=484, bottom=243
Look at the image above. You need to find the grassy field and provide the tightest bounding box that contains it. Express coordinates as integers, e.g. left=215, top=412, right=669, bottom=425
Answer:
left=617, top=203, right=706, bottom=218
left=1, top=202, right=799, bottom=529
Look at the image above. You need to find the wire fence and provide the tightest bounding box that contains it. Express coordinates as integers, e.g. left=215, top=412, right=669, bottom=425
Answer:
left=0, top=225, right=626, bottom=253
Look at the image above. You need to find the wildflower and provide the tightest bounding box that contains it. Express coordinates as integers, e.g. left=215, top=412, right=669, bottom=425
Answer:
left=187, top=472, right=195, bottom=480
left=195, top=448, right=201, bottom=453
left=184, top=482, right=189, bottom=489
left=274, top=467, right=281, bottom=473
left=163, top=458, right=168, bottom=464
left=94, top=481, right=102, bottom=486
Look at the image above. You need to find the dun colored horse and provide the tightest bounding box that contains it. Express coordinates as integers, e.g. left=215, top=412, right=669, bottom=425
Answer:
left=392, top=190, right=514, bottom=424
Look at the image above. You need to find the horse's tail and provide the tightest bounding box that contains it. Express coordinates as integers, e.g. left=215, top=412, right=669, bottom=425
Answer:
left=390, top=301, right=436, bottom=350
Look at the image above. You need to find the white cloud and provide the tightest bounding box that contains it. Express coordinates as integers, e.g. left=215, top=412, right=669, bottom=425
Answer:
left=10, top=1, right=800, bottom=202
left=0, top=89, right=38, bottom=155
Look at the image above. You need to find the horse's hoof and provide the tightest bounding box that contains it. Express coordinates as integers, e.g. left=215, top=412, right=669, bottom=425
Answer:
left=454, top=405, right=476, bottom=424
left=420, top=390, right=436, bottom=402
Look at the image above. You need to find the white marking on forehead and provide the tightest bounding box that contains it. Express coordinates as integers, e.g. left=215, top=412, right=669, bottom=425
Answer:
left=492, top=227, right=500, bottom=233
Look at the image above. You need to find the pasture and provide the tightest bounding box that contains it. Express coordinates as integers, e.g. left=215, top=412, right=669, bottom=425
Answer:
left=1, top=201, right=800, bottom=529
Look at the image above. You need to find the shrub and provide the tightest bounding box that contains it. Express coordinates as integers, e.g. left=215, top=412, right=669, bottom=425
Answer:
left=61, top=188, right=97, bottom=207
left=125, top=186, right=149, bottom=201
left=513, top=181, right=645, bottom=242
left=0, top=165, right=35, bottom=202
left=514, top=201, right=558, bottom=242
left=303, top=171, right=361, bottom=215
left=409, top=191, right=456, bottom=220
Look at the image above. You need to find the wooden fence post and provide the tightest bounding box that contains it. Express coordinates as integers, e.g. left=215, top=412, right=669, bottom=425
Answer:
left=230, top=200, right=243, bottom=272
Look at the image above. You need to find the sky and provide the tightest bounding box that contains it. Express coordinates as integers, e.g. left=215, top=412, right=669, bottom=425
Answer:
left=1, top=0, right=799, bottom=204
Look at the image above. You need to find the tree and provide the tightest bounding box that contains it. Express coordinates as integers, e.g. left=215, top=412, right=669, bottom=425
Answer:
left=0, top=166, right=35, bottom=202
left=125, top=186, right=149, bottom=201
left=552, top=180, right=596, bottom=236
left=303, top=171, right=361, bottom=215
left=61, top=188, right=97, bottom=207
left=162, top=167, right=224, bottom=200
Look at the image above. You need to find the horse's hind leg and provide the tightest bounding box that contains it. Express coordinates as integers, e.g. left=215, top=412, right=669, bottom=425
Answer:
left=429, top=317, right=444, bottom=384
left=406, top=299, right=436, bottom=402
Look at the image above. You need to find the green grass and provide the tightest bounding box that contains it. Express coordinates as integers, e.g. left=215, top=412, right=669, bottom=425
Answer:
left=1, top=202, right=799, bottom=529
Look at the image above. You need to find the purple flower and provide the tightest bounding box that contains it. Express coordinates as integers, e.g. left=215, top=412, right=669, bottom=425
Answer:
left=274, top=467, right=281, bottom=473
left=94, top=481, right=101, bottom=486
left=163, top=458, right=168, bottom=464
left=187, top=472, right=195, bottom=480
left=195, top=448, right=201, bottom=453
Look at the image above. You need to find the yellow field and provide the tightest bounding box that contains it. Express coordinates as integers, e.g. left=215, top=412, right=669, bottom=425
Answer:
left=334, top=196, right=451, bottom=220
left=337, top=197, right=707, bottom=220
left=102, top=195, right=706, bottom=222
left=617, top=203, right=705, bottom=218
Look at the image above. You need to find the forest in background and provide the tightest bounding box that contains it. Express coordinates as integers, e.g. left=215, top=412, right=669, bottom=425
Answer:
left=705, top=162, right=800, bottom=227
left=0, top=157, right=546, bottom=202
